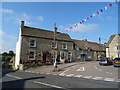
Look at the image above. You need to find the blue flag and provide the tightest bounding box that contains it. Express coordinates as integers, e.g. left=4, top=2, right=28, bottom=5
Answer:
left=100, top=9, right=103, bottom=12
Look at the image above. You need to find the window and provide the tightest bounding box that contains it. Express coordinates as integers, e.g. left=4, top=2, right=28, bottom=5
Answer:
left=75, top=45, right=79, bottom=50
left=30, top=39, right=36, bottom=47
left=62, top=42, right=67, bottom=49
left=117, top=45, right=120, bottom=50
left=51, top=41, right=57, bottom=48
left=60, top=52, right=68, bottom=60
left=29, top=51, right=35, bottom=60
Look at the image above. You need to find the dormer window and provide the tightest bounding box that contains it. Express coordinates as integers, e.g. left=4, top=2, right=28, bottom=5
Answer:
left=29, top=39, right=36, bottom=47
left=62, top=42, right=67, bottom=49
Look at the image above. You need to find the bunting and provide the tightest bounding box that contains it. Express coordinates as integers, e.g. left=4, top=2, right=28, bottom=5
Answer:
left=65, top=2, right=117, bottom=32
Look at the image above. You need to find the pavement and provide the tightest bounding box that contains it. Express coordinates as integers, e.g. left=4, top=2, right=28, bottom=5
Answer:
left=25, top=61, right=83, bottom=75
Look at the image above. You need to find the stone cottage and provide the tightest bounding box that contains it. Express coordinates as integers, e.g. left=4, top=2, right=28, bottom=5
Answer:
left=106, top=34, right=120, bottom=59
left=15, top=21, right=73, bottom=69
left=72, top=39, right=106, bottom=61
left=15, top=21, right=106, bottom=69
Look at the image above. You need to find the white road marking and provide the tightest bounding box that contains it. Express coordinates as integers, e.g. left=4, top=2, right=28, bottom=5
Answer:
left=66, top=74, right=74, bottom=77
left=52, top=74, right=57, bottom=75
left=104, top=78, right=114, bottom=81
left=98, top=69, right=102, bottom=71
left=46, top=73, right=50, bottom=74
left=94, top=65, right=97, bottom=69
left=76, top=67, right=85, bottom=71
left=59, top=74, right=66, bottom=76
left=6, top=74, right=22, bottom=79
left=33, top=81, right=63, bottom=89
left=60, top=69, right=69, bottom=76
left=73, top=75, right=83, bottom=78
left=92, top=77, right=103, bottom=80
left=83, top=76, right=93, bottom=79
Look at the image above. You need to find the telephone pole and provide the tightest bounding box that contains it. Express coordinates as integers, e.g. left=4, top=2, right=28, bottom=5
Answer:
left=54, top=23, right=57, bottom=62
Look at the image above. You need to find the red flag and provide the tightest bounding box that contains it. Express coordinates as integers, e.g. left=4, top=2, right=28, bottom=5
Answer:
left=109, top=3, right=112, bottom=7
left=97, top=12, right=99, bottom=14
left=80, top=22, right=82, bottom=24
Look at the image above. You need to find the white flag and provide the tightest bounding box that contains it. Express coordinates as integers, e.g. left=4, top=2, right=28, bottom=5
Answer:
left=93, top=14, right=95, bottom=17
left=104, top=6, right=107, bottom=10
left=84, top=19, right=86, bottom=21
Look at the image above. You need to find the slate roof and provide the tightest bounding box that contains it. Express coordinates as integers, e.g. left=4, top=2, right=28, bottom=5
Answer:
left=72, top=39, right=106, bottom=51
left=21, top=26, right=72, bottom=41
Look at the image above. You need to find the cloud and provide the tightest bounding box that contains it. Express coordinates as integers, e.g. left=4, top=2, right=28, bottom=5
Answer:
left=71, top=23, right=99, bottom=32
left=98, top=15, right=118, bottom=21
left=0, top=30, right=17, bottom=40
left=37, top=16, right=44, bottom=21
left=59, top=23, right=99, bottom=33
left=0, top=8, right=13, bottom=14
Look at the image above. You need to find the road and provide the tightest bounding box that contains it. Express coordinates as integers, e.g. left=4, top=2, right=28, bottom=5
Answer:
left=1, top=61, right=120, bottom=89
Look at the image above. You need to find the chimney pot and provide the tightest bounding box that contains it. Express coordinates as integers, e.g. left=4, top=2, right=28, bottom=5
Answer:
left=21, top=21, right=24, bottom=26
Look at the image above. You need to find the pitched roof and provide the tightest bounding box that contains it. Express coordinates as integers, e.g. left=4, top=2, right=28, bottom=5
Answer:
left=106, top=34, right=120, bottom=47
left=72, top=39, right=106, bottom=51
left=21, top=26, right=72, bottom=41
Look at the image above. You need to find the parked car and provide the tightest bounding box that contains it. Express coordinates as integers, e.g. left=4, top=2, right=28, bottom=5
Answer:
left=97, top=57, right=103, bottom=61
left=99, top=57, right=113, bottom=65
left=113, top=58, right=120, bottom=67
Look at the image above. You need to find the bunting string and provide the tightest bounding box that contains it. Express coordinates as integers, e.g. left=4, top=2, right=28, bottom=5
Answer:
left=65, top=2, right=118, bottom=32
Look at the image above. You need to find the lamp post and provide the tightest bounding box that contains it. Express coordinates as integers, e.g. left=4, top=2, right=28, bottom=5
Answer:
left=54, top=23, right=57, bottom=62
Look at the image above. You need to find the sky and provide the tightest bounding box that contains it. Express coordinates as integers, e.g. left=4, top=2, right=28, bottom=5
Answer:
left=1, top=1, right=118, bottom=53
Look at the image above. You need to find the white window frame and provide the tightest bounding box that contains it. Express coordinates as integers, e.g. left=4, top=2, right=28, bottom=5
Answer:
left=51, top=41, right=57, bottom=49
left=62, top=42, right=67, bottom=49
left=60, top=51, right=68, bottom=60
left=29, top=51, right=35, bottom=60
left=29, top=38, right=36, bottom=47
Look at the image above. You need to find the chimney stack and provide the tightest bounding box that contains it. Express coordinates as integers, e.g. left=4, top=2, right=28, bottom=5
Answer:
left=54, top=23, right=57, bottom=33
left=21, top=21, right=24, bottom=26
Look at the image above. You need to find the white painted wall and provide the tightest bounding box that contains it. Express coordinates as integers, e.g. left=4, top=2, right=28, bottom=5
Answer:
left=107, top=34, right=120, bottom=59
left=15, top=28, right=22, bottom=69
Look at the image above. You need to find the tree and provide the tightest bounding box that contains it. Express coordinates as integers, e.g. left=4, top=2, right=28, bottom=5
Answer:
left=8, top=51, right=15, bottom=56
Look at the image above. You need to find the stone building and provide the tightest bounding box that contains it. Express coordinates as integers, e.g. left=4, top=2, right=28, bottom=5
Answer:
left=15, top=21, right=73, bottom=69
left=72, top=39, right=106, bottom=61
left=106, top=34, right=120, bottom=59
left=15, top=21, right=106, bottom=69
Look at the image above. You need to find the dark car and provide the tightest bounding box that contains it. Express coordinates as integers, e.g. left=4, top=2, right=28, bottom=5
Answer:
left=99, top=57, right=113, bottom=65
left=113, top=58, right=120, bottom=67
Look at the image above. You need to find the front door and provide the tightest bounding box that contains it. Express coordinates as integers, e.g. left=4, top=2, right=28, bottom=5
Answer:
left=43, top=54, right=46, bottom=62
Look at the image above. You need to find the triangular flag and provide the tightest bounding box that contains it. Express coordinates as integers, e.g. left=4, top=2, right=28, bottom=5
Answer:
left=90, top=15, right=92, bottom=18
left=84, top=19, right=86, bottom=21
left=74, top=25, right=76, bottom=27
left=109, top=3, right=112, bottom=7
left=66, top=30, right=68, bottom=31
left=80, top=22, right=82, bottom=24
left=87, top=17, right=89, bottom=19
left=100, top=9, right=103, bottom=12
left=93, top=14, right=95, bottom=17
left=104, top=6, right=107, bottom=10
left=70, top=27, right=72, bottom=29
left=82, top=20, right=84, bottom=23
left=96, top=12, right=99, bottom=14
